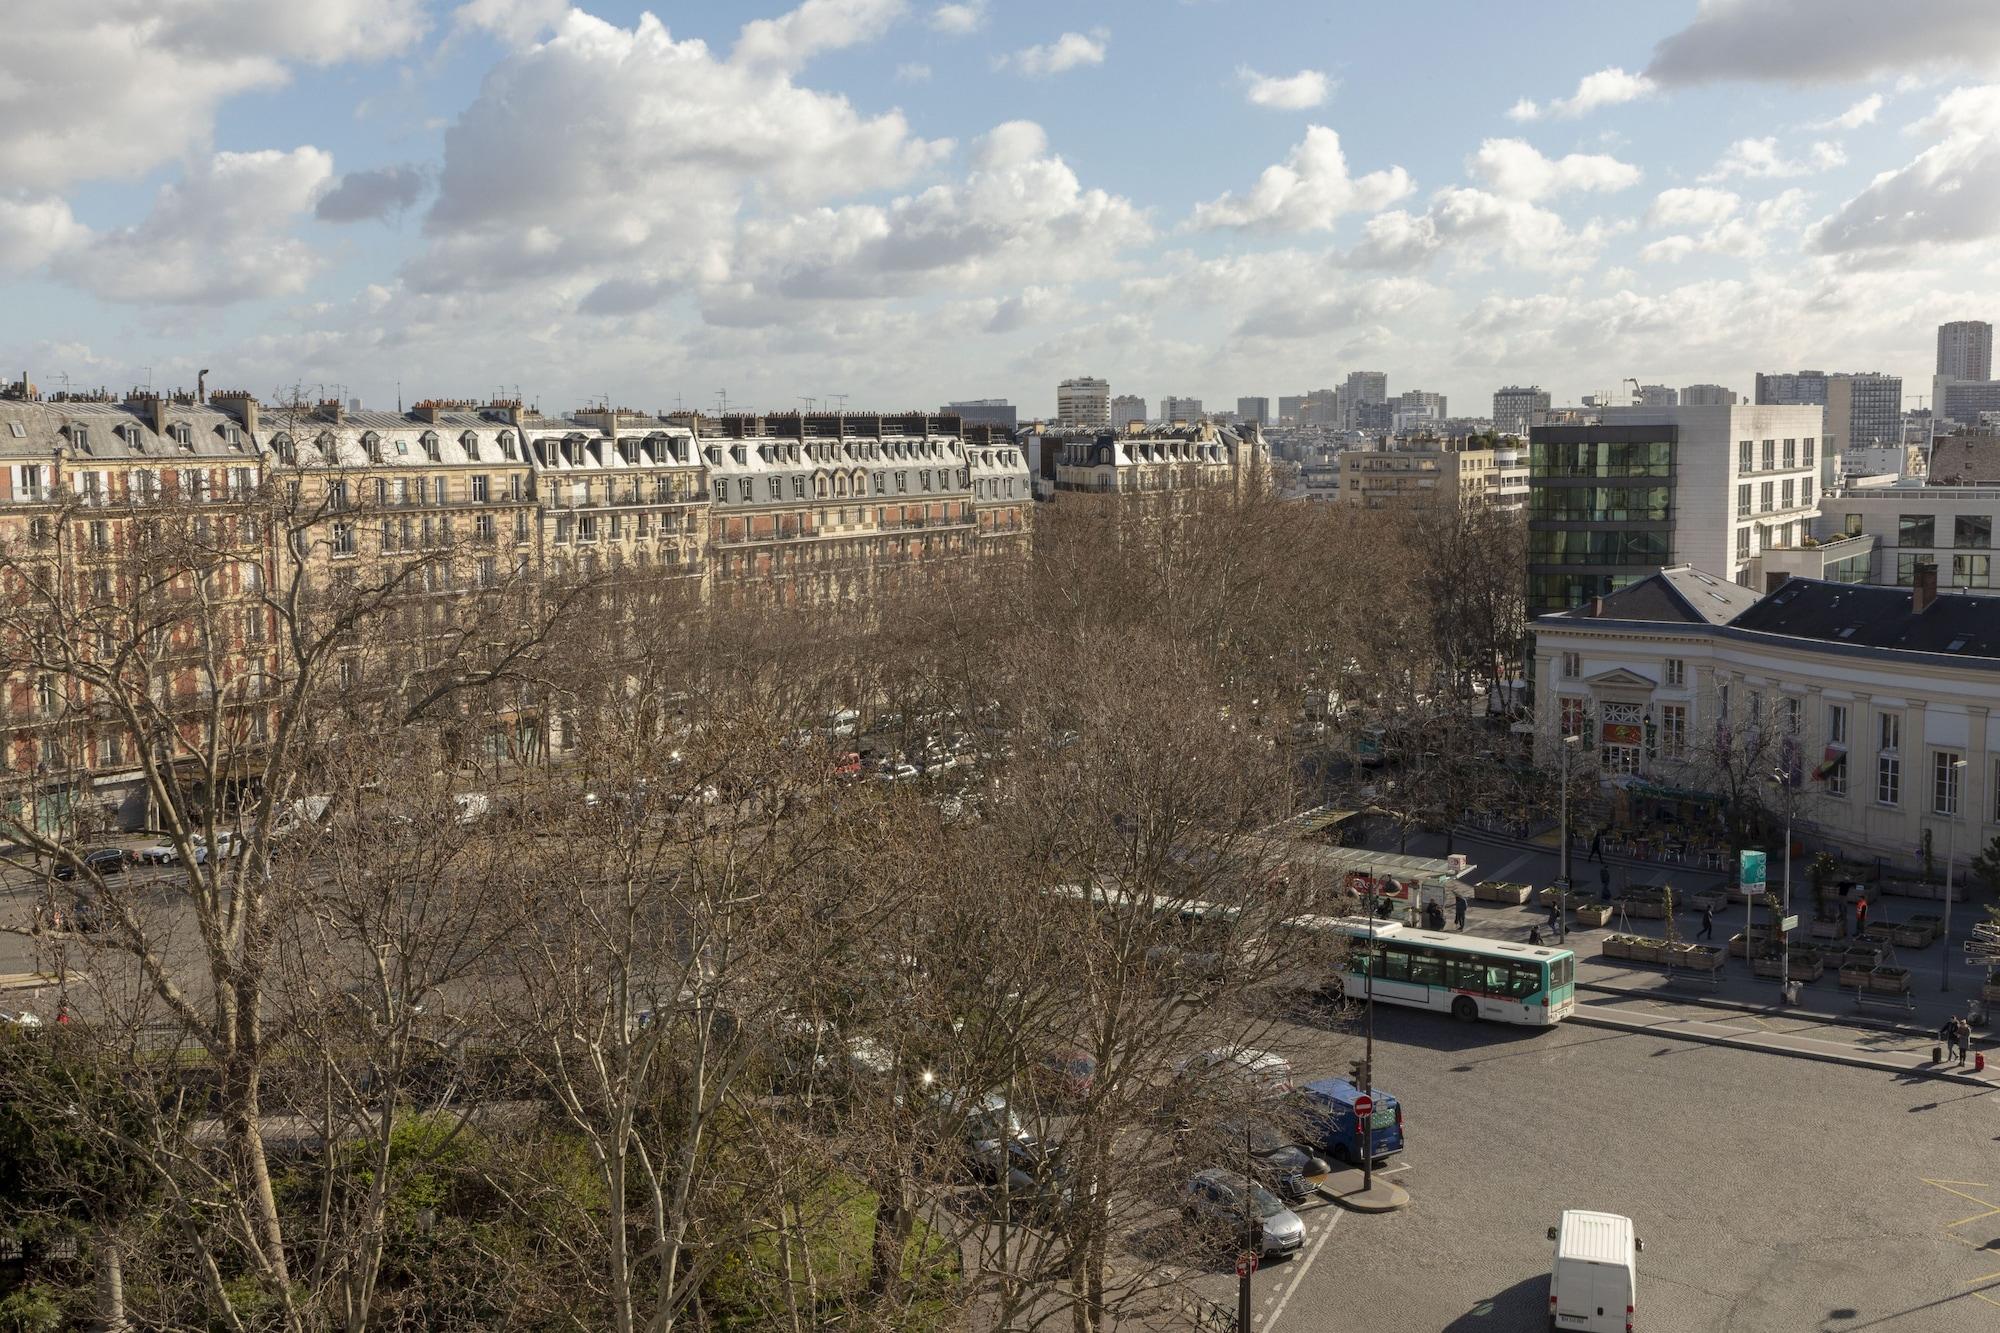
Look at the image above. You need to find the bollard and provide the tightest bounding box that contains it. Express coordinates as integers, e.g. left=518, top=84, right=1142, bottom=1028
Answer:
left=1934, top=1045, right=1944, bottom=1064
left=1978, top=1052, right=1987, bottom=1074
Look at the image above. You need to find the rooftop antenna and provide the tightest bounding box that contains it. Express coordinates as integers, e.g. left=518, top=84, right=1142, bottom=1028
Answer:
left=799, top=396, right=817, bottom=413
left=56, top=372, right=70, bottom=397
left=397, top=380, right=403, bottom=412
left=715, top=389, right=729, bottom=415
left=142, top=366, right=152, bottom=392
left=830, top=393, right=849, bottom=412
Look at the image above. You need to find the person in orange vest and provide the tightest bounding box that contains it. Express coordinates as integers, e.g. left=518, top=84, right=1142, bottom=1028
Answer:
left=1855, top=895, right=1869, bottom=935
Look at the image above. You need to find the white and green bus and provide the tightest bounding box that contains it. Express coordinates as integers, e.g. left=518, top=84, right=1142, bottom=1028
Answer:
left=1312, top=918, right=1577, bottom=1026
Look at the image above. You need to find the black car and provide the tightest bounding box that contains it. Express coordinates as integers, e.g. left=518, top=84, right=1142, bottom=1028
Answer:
left=970, top=1136, right=1072, bottom=1219
left=51, top=848, right=127, bottom=881
left=1210, top=1117, right=1331, bottom=1204
left=37, top=895, right=104, bottom=934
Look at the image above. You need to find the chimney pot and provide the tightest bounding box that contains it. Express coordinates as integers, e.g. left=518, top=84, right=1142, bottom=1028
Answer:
left=1912, top=559, right=1939, bottom=613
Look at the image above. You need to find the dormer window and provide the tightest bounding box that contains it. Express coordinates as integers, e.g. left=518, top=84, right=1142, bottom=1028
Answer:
left=498, top=431, right=517, bottom=460
left=171, top=422, right=193, bottom=448
left=273, top=433, right=295, bottom=465
left=421, top=431, right=440, bottom=462
left=462, top=431, right=481, bottom=461
left=315, top=432, right=336, bottom=458
left=70, top=425, right=90, bottom=451
left=362, top=432, right=383, bottom=463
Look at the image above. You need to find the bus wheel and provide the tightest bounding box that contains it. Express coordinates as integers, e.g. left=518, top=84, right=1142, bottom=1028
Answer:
left=1451, top=996, right=1478, bottom=1023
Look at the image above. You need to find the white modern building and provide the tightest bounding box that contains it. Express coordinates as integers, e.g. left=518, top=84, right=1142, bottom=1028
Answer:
left=1533, top=563, right=2000, bottom=870
left=1057, top=377, right=1111, bottom=429
left=1159, top=395, right=1205, bottom=424
left=1527, top=404, right=1823, bottom=614
left=1109, top=394, right=1148, bottom=428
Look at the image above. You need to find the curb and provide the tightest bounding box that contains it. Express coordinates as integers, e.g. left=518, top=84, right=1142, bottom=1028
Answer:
left=1568, top=1009, right=1996, bottom=1087
left=1575, top=980, right=1947, bottom=1042
left=1447, top=826, right=1725, bottom=880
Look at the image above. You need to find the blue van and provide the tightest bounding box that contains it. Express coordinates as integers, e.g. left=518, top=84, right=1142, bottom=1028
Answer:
left=1291, top=1077, right=1404, bottom=1165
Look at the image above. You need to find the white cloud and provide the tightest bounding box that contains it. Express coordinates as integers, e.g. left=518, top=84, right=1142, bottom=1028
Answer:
left=0, top=0, right=425, bottom=189
left=0, top=195, right=87, bottom=273
left=1640, top=188, right=1808, bottom=262
left=724, top=120, right=1150, bottom=306
left=1240, top=68, right=1331, bottom=110
left=1647, top=0, right=2000, bottom=87
left=451, top=0, right=568, bottom=48
left=1347, top=188, right=1627, bottom=274
left=1703, top=136, right=1846, bottom=180
left=1507, top=66, right=1656, bottom=121
left=1647, top=186, right=1741, bottom=229
left=1809, top=83, right=2000, bottom=256
left=928, top=1, right=986, bottom=33
left=895, top=62, right=932, bottom=83
left=1191, top=126, right=1414, bottom=233
left=418, top=9, right=951, bottom=296
left=53, top=148, right=334, bottom=305
left=1813, top=93, right=1885, bottom=131
left=1466, top=138, right=1641, bottom=200
left=734, top=0, right=906, bottom=70
left=315, top=165, right=429, bottom=223
left=998, top=30, right=1107, bottom=79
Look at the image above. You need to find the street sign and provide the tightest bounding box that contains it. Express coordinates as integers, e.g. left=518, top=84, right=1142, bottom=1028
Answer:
left=1965, top=943, right=2000, bottom=961
left=1779, top=914, right=1800, bottom=933
left=1235, top=1253, right=1258, bottom=1279
left=1740, top=849, right=1767, bottom=890
left=1354, top=1094, right=1374, bottom=1120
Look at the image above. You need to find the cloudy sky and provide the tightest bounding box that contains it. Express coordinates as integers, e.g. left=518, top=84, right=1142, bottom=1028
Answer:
left=5, top=0, right=2000, bottom=420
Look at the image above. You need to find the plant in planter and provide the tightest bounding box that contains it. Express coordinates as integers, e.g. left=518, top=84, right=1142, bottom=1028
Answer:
left=1809, top=851, right=1838, bottom=921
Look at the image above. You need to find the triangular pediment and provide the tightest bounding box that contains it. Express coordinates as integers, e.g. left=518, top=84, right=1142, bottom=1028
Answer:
left=1583, top=667, right=1656, bottom=689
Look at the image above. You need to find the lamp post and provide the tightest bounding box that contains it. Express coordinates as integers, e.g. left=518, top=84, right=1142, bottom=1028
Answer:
left=1770, top=769, right=1793, bottom=998
left=1944, top=757, right=1968, bottom=993
left=1558, top=734, right=1580, bottom=942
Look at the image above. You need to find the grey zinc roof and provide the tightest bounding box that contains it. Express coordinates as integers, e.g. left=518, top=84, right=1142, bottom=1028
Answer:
left=1538, top=565, right=1761, bottom=627
left=1729, top=579, right=2000, bottom=659
left=0, top=400, right=259, bottom=461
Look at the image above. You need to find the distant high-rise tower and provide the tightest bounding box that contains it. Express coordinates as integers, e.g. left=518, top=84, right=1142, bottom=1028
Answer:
left=1754, top=370, right=1829, bottom=406
left=1826, top=372, right=1903, bottom=486
left=1633, top=384, right=1678, bottom=407
left=1681, top=384, right=1739, bottom=407
left=1056, top=377, right=1110, bottom=429
left=1236, top=396, right=1271, bottom=427
left=1159, top=395, right=1205, bottom=424
left=1938, top=321, right=1993, bottom=382
left=1492, top=385, right=1550, bottom=437
left=1341, top=371, right=1387, bottom=429
left=1109, top=394, right=1147, bottom=428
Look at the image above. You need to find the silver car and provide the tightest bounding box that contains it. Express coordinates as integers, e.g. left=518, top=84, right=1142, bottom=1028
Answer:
left=1182, top=1168, right=1306, bottom=1259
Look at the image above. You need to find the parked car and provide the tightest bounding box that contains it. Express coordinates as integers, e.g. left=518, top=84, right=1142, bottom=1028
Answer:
left=1205, top=1117, right=1332, bottom=1203
left=133, top=830, right=239, bottom=866
left=52, top=848, right=128, bottom=881
left=1174, top=1047, right=1295, bottom=1100
left=1031, top=1049, right=1098, bottom=1106
left=1289, top=1077, right=1404, bottom=1165
left=1180, top=1168, right=1305, bottom=1260
left=1548, top=1209, right=1642, bottom=1332
left=0, top=1010, right=43, bottom=1031
left=36, top=895, right=103, bottom=934
left=972, top=1136, right=1072, bottom=1220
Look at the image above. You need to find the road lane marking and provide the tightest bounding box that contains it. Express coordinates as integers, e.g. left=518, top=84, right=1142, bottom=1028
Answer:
left=1264, top=1208, right=1340, bottom=1330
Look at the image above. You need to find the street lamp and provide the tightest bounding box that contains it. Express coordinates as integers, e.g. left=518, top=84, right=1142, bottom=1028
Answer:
left=1944, top=757, right=1968, bottom=993
left=1769, top=768, right=1793, bottom=1000
left=1558, top=734, right=1581, bottom=942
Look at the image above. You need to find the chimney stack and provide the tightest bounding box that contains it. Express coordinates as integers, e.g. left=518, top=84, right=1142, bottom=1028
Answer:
left=1912, top=559, right=1939, bottom=613
left=197, top=368, right=209, bottom=404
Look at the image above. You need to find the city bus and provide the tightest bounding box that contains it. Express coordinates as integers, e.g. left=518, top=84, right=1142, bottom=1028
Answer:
left=1308, top=918, right=1576, bottom=1026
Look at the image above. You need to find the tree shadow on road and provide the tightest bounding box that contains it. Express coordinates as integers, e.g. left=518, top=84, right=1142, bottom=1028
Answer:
left=1441, top=1274, right=1549, bottom=1330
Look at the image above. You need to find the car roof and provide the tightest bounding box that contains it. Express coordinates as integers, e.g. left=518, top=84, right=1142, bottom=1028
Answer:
left=1299, top=1077, right=1396, bottom=1103
left=1556, top=1210, right=1634, bottom=1263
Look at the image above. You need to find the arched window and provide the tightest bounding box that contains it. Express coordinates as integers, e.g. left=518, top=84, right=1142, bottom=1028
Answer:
left=498, top=431, right=517, bottom=460
left=461, top=430, right=481, bottom=461
left=834, top=473, right=848, bottom=496
left=272, top=433, right=295, bottom=465
left=421, top=430, right=441, bottom=462
left=361, top=431, right=383, bottom=463
left=315, top=432, right=335, bottom=459
left=814, top=472, right=831, bottom=499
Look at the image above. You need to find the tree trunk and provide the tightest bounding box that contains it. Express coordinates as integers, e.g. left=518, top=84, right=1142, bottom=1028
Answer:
left=95, top=1226, right=126, bottom=1333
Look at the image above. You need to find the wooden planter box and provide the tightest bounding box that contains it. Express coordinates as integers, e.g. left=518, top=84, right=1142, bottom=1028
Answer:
left=1601, top=934, right=1634, bottom=960
left=1789, top=956, right=1825, bottom=982
left=1752, top=955, right=1786, bottom=979
left=1839, top=964, right=1875, bottom=988
left=1868, top=967, right=1912, bottom=995
left=1689, top=889, right=1730, bottom=913
left=1982, top=979, right=2000, bottom=1004
left=1862, top=921, right=1898, bottom=943
left=1617, top=898, right=1669, bottom=920
left=1892, top=924, right=1934, bottom=949
left=1906, top=914, right=1944, bottom=942
left=1479, top=882, right=1531, bottom=905
left=1628, top=940, right=1667, bottom=964
left=1575, top=903, right=1613, bottom=927
left=1842, top=945, right=1882, bottom=967
left=1808, top=918, right=1844, bottom=940
left=1681, top=945, right=1725, bottom=973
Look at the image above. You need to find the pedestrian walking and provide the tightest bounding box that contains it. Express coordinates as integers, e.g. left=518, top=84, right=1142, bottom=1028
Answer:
left=1588, top=829, right=1604, bottom=864
left=1855, top=895, right=1869, bottom=935
left=1939, top=1018, right=1958, bottom=1062
left=1546, top=898, right=1561, bottom=928
left=1453, top=893, right=1468, bottom=931
left=1599, top=862, right=1612, bottom=902
left=1698, top=906, right=1715, bottom=940
left=1956, top=1016, right=1972, bottom=1065
left=1529, top=925, right=1544, bottom=946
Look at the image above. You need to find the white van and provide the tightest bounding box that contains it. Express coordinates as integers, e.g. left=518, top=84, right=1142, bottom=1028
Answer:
left=1547, top=1210, right=1641, bottom=1331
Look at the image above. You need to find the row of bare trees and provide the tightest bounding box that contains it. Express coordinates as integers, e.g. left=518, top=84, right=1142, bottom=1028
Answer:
left=0, top=481, right=1523, bottom=1331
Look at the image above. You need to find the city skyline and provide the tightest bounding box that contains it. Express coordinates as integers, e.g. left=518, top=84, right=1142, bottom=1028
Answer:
left=5, top=2, right=2000, bottom=417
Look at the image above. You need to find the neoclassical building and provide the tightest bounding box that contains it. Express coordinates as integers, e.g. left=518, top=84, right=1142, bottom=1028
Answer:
left=1533, top=563, right=2000, bottom=869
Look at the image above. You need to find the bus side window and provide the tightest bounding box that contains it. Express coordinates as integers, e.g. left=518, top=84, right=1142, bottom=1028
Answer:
left=1379, top=946, right=1412, bottom=982
left=1483, top=963, right=1513, bottom=995
left=1445, top=957, right=1482, bottom=991
left=1407, top=947, right=1444, bottom=987
left=1510, top=965, right=1541, bottom=998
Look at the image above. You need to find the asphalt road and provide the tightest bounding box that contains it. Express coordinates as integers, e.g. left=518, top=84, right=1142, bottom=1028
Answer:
left=1170, top=1003, right=2000, bottom=1332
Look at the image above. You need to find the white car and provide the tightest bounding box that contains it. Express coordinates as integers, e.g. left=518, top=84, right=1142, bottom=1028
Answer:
left=1174, top=1046, right=1295, bottom=1099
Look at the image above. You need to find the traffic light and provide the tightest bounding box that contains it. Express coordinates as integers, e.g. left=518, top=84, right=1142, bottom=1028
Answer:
left=1348, top=1058, right=1370, bottom=1090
